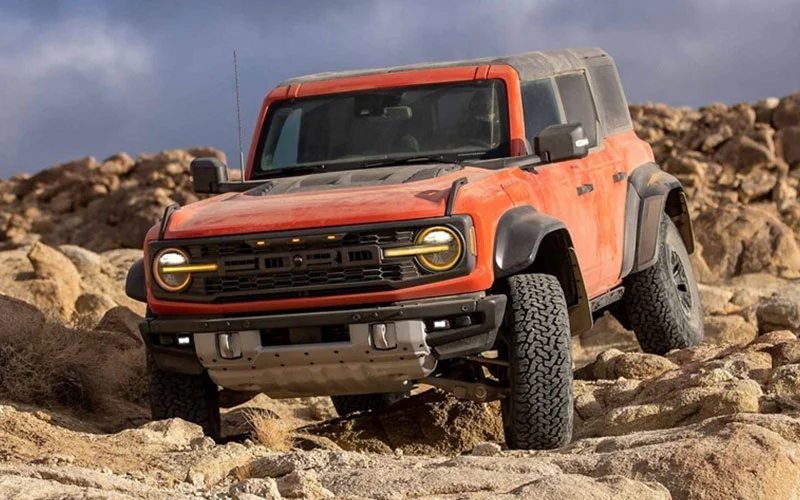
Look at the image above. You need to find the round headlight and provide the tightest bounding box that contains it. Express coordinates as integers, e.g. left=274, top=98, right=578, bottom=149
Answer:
left=153, top=248, right=191, bottom=292
left=416, top=226, right=463, bottom=272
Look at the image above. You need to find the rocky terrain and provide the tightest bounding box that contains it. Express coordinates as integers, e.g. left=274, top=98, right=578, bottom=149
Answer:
left=0, top=90, right=799, bottom=499
left=0, top=147, right=234, bottom=253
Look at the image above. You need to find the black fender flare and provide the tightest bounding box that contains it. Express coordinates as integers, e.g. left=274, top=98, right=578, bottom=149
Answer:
left=494, top=205, right=592, bottom=335
left=125, top=258, right=148, bottom=303
left=621, top=163, right=695, bottom=276
left=494, top=206, right=566, bottom=277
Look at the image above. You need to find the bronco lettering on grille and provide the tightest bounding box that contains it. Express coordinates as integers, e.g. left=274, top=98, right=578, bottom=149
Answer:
left=218, top=245, right=380, bottom=274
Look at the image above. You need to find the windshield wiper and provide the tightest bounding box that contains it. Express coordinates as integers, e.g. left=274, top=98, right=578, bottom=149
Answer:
left=255, top=164, right=329, bottom=179
left=361, top=154, right=463, bottom=169
left=254, top=153, right=464, bottom=179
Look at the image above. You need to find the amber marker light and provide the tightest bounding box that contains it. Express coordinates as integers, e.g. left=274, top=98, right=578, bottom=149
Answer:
left=469, top=227, right=477, bottom=256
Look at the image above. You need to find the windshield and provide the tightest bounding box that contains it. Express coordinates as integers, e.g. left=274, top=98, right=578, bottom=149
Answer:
left=253, top=80, right=509, bottom=178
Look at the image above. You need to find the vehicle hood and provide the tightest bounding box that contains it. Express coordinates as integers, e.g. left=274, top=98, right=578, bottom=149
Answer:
left=164, top=164, right=498, bottom=239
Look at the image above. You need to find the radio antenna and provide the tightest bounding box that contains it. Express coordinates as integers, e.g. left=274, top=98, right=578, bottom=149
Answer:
left=233, top=49, right=245, bottom=182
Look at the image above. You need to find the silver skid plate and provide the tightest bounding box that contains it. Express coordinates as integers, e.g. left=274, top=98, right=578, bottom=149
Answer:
left=194, top=320, right=436, bottom=398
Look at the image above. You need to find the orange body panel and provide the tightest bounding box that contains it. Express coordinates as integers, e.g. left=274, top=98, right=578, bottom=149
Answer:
left=148, top=65, right=654, bottom=317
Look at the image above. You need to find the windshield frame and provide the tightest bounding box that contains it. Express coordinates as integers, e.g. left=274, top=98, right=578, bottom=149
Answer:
left=250, top=79, right=511, bottom=180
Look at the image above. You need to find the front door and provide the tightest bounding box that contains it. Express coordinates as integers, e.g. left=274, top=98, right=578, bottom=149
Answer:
left=514, top=74, right=608, bottom=296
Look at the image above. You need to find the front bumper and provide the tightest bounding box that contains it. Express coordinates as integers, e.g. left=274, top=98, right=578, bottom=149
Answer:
left=140, top=293, right=506, bottom=397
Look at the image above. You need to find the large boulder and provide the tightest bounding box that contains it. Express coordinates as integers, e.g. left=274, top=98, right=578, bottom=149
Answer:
left=554, top=414, right=800, bottom=500
left=770, top=338, right=800, bottom=366
left=714, top=135, right=774, bottom=171
left=95, top=306, right=143, bottom=344
left=586, top=349, right=678, bottom=381
left=24, top=242, right=82, bottom=320
left=704, top=315, right=758, bottom=345
left=767, top=364, right=800, bottom=401
left=698, top=284, right=735, bottom=315
left=776, top=125, right=800, bottom=167
left=755, top=96, right=780, bottom=124
left=757, top=291, right=800, bottom=333
left=56, top=245, right=108, bottom=276
left=773, top=90, right=800, bottom=129
left=693, top=205, right=800, bottom=281
left=27, top=241, right=81, bottom=284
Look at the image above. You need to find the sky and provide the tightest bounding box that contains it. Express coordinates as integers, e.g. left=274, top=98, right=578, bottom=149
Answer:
left=1, top=0, right=798, bottom=178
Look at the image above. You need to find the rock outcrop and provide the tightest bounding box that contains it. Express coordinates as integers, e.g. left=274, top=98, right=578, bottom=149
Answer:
left=0, top=241, right=144, bottom=323
left=0, top=148, right=231, bottom=252
left=632, top=90, right=800, bottom=281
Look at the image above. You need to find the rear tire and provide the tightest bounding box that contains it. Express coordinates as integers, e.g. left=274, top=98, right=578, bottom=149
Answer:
left=331, top=392, right=406, bottom=417
left=501, top=273, right=573, bottom=450
left=622, top=217, right=704, bottom=355
left=148, top=353, right=221, bottom=440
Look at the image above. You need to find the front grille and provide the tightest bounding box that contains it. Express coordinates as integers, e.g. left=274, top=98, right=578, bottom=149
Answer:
left=175, top=228, right=422, bottom=302
left=203, top=262, right=418, bottom=295
left=150, top=216, right=473, bottom=304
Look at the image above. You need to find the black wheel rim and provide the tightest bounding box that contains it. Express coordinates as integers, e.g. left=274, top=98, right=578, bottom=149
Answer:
left=668, top=245, right=693, bottom=317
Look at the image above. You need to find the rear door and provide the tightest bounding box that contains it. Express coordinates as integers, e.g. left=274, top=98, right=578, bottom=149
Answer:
left=585, top=62, right=638, bottom=285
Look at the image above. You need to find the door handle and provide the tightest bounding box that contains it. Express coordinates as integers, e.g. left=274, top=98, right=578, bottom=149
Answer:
left=577, top=184, right=594, bottom=196
left=613, top=171, right=628, bottom=183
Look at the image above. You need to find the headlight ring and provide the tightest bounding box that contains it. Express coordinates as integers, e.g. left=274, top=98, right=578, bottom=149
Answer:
left=153, top=248, right=192, bottom=292
left=414, top=226, right=463, bottom=272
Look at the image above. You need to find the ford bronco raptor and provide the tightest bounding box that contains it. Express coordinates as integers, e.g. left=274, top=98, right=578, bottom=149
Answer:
left=126, top=48, right=703, bottom=450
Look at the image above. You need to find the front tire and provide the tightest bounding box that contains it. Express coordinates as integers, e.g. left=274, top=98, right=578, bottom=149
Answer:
left=148, top=353, right=221, bottom=440
left=622, top=217, right=704, bottom=354
left=501, top=273, right=573, bottom=450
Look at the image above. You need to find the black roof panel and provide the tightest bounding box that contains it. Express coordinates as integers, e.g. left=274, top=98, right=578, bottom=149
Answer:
left=279, top=47, right=612, bottom=85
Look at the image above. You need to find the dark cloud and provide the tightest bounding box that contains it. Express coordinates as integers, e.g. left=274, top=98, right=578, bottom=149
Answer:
left=1, top=0, right=798, bottom=177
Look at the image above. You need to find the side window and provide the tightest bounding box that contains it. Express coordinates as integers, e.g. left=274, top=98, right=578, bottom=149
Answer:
left=555, top=73, right=598, bottom=147
left=520, top=78, right=562, bottom=150
left=588, top=64, right=632, bottom=134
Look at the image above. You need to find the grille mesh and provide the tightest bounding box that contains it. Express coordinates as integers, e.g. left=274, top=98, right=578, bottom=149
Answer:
left=182, top=228, right=421, bottom=301
left=203, top=262, right=417, bottom=295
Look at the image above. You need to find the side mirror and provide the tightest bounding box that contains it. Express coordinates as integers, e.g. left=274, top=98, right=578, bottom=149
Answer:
left=190, top=157, right=228, bottom=194
left=534, top=123, right=590, bottom=163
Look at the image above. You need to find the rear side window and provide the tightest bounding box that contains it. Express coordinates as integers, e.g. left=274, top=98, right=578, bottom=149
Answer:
left=521, top=79, right=562, bottom=150
left=588, top=64, right=632, bottom=134
left=555, top=73, right=598, bottom=147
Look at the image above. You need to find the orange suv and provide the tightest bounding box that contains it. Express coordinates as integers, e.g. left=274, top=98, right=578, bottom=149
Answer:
left=126, top=48, right=703, bottom=450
